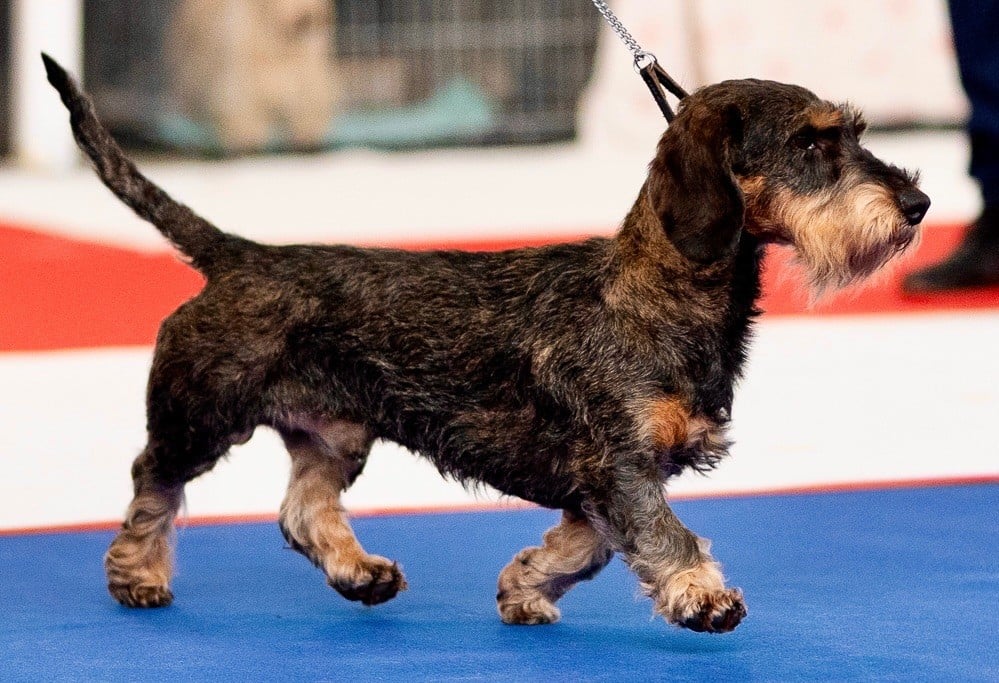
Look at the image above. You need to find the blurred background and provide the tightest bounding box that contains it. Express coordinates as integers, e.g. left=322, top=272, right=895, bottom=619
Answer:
left=0, top=0, right=995, bottom=531
left=0, top=0, right=972, bottom=158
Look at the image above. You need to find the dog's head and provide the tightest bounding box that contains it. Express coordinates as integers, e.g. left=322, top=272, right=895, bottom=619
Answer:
left=646, top=79, right=929, bottom=294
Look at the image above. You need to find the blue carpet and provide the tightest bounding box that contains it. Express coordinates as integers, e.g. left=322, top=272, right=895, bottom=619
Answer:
left=1, top=484, right=996, bottom=682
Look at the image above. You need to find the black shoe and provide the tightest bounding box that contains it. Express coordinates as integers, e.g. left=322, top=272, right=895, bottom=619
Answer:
left=903, top=205, right=999, bottom=293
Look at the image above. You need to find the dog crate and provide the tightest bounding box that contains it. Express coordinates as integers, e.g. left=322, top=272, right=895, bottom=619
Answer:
left=82, top=0, right=601, bottom=154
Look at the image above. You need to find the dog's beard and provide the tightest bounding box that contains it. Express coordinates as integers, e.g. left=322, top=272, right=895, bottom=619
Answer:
left=775, top=178, right=920, bottom=298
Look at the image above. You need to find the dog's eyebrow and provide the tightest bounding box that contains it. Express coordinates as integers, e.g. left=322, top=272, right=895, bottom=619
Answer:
left=805, top=108, right=845, bottom=130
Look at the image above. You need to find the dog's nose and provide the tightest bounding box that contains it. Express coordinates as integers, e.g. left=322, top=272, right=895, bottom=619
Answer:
left=899, top=189, right=931, bottom=225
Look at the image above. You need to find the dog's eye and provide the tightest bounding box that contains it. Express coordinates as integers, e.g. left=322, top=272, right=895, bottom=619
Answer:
left=793, top=131, right=819, bottom=151
left=793, top=125, right=841, bottom=153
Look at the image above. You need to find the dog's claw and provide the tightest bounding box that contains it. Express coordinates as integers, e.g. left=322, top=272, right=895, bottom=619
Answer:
left=677, top=589, right=746, bottom=634
left=108, top=582, right=174, bottom=608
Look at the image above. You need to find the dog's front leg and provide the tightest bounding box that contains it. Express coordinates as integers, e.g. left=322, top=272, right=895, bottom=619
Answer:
left=496, top=510, right=614, bottom=625
left=591, top=462, right=746, bottom=633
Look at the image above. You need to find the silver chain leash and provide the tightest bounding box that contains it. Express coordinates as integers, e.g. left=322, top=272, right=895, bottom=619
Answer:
left=589, top=0, right=657, bottom=70
left=587, top=0, right=688, bottom=121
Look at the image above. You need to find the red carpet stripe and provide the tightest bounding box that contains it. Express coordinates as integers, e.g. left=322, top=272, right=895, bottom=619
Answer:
left=3, top=222, right=999, bottom=352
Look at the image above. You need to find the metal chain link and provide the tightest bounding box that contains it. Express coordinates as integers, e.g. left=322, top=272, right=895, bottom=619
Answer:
left=589, top=0, right=684, bottom=120
left=589, top=0, right=656, bottom=68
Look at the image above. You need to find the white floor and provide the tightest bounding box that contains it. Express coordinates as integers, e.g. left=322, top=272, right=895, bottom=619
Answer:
left=1, top=131, right=996, bottom=531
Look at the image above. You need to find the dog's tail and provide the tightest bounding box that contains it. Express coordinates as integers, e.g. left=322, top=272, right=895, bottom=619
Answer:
left=42, top=53, right=244, bottom=276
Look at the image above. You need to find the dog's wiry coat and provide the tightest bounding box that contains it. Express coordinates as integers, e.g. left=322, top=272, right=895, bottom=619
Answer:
left=44, top=55, right=928, bottom=634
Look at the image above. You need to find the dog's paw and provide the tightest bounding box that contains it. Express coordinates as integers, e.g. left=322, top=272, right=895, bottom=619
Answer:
left=654, top=559, right=746, bottom=633
left=108, top=582, right=174, bottom=608
left=673, top=587, right=746, bottom=633
left=329, top=556, right=407, bottom=606
left=495, top=547, right=562, bottom=625
left=496, top=591, right=561, bottom=625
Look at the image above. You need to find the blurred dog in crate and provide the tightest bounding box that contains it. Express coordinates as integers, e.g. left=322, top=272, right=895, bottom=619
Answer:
left=165, top=0, right=338, bottom=153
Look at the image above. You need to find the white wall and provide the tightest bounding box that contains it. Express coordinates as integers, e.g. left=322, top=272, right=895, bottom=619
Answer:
left=10, top=0, right=82, bottom=170
left=580, top=0, right=965, bottom=150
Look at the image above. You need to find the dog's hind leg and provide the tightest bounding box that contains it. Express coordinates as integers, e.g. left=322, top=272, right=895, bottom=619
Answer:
left=105, top=337, right=257, bottom=608
left=278, top=420, right=407, bottom=606
left=105, top=425, right=240, bottom=608
left=496, top=511, right=614, bottom=625
left=104, top=446, right=184, bottom=608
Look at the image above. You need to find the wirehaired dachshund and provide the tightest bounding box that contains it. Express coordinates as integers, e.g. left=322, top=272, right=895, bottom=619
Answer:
left=44, top=54, right=928, bottom=633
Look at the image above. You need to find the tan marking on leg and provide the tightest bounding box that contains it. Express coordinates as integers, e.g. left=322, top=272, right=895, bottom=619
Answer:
left=105, top=485, right=183, bottom=608
left=641, top=538, right=747, bottom=633
left=496, top=511, right=613, bottom=625
left=595, top=463, right=746, bottom=633
left=279, top=420, right=407, bottom=606
left=644, top=397, right=691, bottom=450
left=640, top=397, right=728, bottom=453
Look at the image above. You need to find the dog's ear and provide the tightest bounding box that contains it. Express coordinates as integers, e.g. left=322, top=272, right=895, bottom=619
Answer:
left=647, top=102, right=745, bottom=263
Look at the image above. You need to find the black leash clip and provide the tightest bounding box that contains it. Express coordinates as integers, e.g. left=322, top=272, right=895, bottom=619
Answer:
left=634, top=52, right=688, bottom=123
